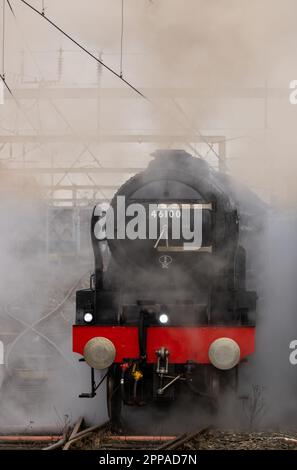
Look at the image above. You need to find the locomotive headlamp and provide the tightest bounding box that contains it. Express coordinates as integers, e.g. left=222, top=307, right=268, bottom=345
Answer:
left=208, top=338, right=240, bottom=370
left=83, top=313, right=93, bottom=323
left=158, top=313, right=169, bottom=324
left=83, top=337, right=116, bottom=370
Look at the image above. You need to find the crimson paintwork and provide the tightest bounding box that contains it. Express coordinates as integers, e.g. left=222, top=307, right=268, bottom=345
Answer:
left=73, top=325, right=255, bottom=364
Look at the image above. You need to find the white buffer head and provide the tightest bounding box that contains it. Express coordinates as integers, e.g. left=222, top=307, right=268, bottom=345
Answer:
left=83, top=337, right=116, bottom=370
left=208, top=337, right=240, bottom=370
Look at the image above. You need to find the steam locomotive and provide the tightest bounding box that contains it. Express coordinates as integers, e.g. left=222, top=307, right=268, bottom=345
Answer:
left=73, top=150, right=258, bottom=425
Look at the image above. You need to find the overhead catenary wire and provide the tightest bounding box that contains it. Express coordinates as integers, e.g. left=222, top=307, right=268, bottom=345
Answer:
left=18, top=0, right=146, bottom=99
left=0, top=0, right=13, bottom=95
left=3, top=5, right=94, bottom=176
left=6, top=0, right=15, bottom=16
left=4, top=7, right=108, bottom=200
left=8, top=1, right=199, bottom=163
left=2, top=0, right=102, bottom=186
left=4, top=6, right=113, bottom=202
left=1, top=17, right=108, bottom=196
left=6, top=0, right=229, bottom=168
left=2, top=0, right=5, bottom=77
left=120, top=0, right=124, bottom=77
left=5, top=273, right=88, bottom=371
left=4, top=305, right=75, bottom=369
left=0, top=2, right=35, bottom=109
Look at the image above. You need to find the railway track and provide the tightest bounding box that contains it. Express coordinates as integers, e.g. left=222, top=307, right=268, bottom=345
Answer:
left=0, top=418, right=212, bottom=450
left=2, top=422, right=297, bottom=450
left=99, top=428, right=212, bottom=451
left=49, top=418, right=211, bottom=450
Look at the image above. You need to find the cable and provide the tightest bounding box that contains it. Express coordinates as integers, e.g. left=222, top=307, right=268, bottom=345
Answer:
left=3, top=8, right=107, bottom=201
left=2, top=0, right=5, bottom=78
left=120, top=0, right=124, bottom=77
left=4, top=305, right=74, bottom=370
left=0, top=4, right=13, bottom=99
left=18, top=0, right=146, bottom=99
left=7, top=1, right=229, bottom=169
left=0, top=11, right=39, bottom=123
left=0, top=74, right=12, bottom=94
left=5, top=273, right=87, bottom=370
left=6, top=0, right=15, bottom=16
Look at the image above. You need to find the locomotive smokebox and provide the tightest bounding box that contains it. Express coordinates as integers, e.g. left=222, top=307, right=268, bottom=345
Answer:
left=83, top=337, right=116, bottom=370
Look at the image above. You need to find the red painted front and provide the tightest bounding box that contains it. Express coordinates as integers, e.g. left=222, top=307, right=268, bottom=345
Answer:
left=73, top=325, right=255, bottom=364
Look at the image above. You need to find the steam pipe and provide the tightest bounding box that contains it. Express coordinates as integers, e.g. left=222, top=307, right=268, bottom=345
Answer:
left=0, top=435, right=61, bottom=442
